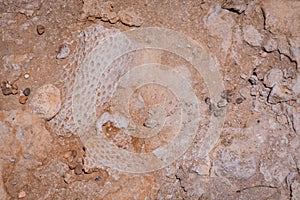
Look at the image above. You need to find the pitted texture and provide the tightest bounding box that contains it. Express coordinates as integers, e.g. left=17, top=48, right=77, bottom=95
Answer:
left=50, top=25, right=134, bottom=136
left=49, top=24, right=225, bottom=173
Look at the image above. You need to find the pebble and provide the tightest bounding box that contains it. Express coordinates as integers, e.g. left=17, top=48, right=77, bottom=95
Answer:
left=18, top=191, right=26, bottom=198
left=23, top=88, right=31, bottom=96
left=19, top=96, right=28, bottom=104
left=235, top=97, right=244, bottom=104
left=24, top=73, right=30, bottom=79
left=240, top=73, right=248, bottom=80
left=63, top=151, right=73, bottom=159
left=63, top=173, right=72, bottom=184
left=263, top=38, right=277, bottom=52
left=1, top=81, right=13, bottom=95
left=29, top=84, right=61, bottom=120
left=95, top=175, right=101, bottom=181
left=56, top=44, right=70, bottom=59
left=12, top=83, right=18, bottom=90
left=260, top=52, right=268, bottom=58
left=37, top=25, right=45, bottom=35
left=74, top=164, right=83, bottom=175
left=248, top=75, right=258, bottom=85
left=221, top=90, right=233, bottom=102
left=217, top=99, right=227, bottom=108
left=204, top=97, right=211, bottom=105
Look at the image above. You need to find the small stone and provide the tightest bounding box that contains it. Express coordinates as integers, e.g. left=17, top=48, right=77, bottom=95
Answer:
left=18, top=191, right=26, bottom=198
left=23, top=88, right=31, bottom=96
left=63, top=151, right=72, bottom=159
left=74, top=164, right=83, bottom=175
left=263, top=38, right=277, bottom=52
left=217, top=99, right=227, bottom=108
left=240, top=73, right=248, bottom=80
left=56, top=44, right=70, bottom=59
left=235, top=97, right=244, bottom=104
left=1, top=81, right=13, bottom=95
left=68, top=162, right=77, bottom=170
left=221, top=90, right=233, bottom=102
left=11, top=83, right=18, bottom=95
left=260, top=52, right=268, bottom=58
left=248, top=75, right=258, bottom=85
left=19, top=96, right=28, bottom=104
left=263, top=68, right=283, bottom=88
left=63, top=173, right=72, bottom=184
left=37, top=25, right=45, bottom=35
left=12, top=83, right=18, bottom=90
left=95, top=175, right=101, bottom=181
left=205, top=97, right=211, bottom=105
left=24, top=73, right=30, bottom=79
left=29, top=84, right=61, bottom=120
left=250, top=86, right=258, bottom=96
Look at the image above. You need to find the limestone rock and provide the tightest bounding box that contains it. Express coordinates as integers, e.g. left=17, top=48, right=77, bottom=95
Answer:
left=30, top=84, right=61, bottom=120
left=212, top=149, right=256, bottom=179
left=262, top=0, right=300, bottom=69
left=243, top=25, right=263, bottom=47
left=267, top=84, right=294, bottom=104
left=263, top=38, right=278, bottom=52
left=263, top=68, right=283, bottom=88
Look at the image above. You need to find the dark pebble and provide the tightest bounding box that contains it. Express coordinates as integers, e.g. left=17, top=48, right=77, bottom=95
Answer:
left=37, top=25, right=45, bottom=35
left=235, top=97, right=243, bottom=104
left=204, top=97, right=211, bottom=105
left=95, top=175, right=101, bottom=181
left=23, top=88, right=31, bottom=96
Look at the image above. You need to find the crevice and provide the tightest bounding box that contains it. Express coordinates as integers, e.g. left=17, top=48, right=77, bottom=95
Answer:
left=175, top=174, right=187, bottom=193
left=236, top=185, right=277, bottom=193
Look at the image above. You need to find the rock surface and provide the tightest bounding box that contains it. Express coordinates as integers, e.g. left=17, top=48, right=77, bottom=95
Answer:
left=0, top=0, right=300, bottom=199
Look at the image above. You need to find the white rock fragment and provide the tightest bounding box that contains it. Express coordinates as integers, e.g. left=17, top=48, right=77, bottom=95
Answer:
left=263, top=68, right=283, bottom=88
left=243, top=25, right=264, bottom=47
left=24, top=73, right=30, bottom=79
left=240, top=73, right=248, bottom=80
left=267, top=84, right=294, bottom=104
left=30, top=84, right=61, bottom=120
left=56, top=44, right=70, bottom=59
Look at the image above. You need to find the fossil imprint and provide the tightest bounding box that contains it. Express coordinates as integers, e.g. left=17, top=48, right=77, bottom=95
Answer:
left=50, top=24, right=225, bottom=173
